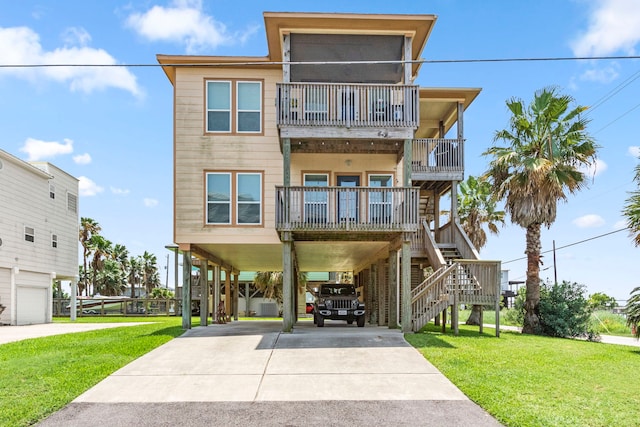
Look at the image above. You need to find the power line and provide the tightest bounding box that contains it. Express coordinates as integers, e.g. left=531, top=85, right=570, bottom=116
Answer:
left=502, top=227, right=629, bottom=264
left=2, top=54, right=640, bottom=68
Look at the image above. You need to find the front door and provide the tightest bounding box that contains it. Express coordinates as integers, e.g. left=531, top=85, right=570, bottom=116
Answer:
left=337, top=175, right=360, bottom=222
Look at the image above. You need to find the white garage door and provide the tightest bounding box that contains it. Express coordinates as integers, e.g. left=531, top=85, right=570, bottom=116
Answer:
left=17, top=287, right=47, bottom=325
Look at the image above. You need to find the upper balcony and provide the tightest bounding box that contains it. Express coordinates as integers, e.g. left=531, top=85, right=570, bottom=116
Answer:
left=276, top=83, right=419, bottom=140
left=412, top=138, right=464, bottom=182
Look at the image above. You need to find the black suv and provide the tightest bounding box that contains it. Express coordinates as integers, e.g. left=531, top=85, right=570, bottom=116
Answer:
left=313, top=283, right=365, bottom=327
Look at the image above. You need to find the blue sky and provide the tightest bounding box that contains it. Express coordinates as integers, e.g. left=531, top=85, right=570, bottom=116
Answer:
left=2, top=0, right=640, bottom=301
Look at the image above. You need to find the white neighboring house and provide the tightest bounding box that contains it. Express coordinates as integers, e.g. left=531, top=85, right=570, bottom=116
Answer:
left=0, top=149, right=79, bottom=325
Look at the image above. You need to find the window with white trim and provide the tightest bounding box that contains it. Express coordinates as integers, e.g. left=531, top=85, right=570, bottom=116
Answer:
left=206, top=80, right=262, bottom=133
left=49, top=183, right=55, bottom=199
left=52, top=234, right=58, bottom=248
left=25, top=226, right=35, bottom=242
left=206, top=172, right=262, bottom=225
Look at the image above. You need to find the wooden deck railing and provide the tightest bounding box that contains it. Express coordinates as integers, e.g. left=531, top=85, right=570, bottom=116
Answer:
left=276, top=186, right=419, bottom=232
left=276, top=83, right=419, bottom=128
left=412, top=138, right=464, bottom=173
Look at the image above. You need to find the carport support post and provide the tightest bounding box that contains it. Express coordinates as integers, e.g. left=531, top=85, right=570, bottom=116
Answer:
left=200, top=260, right=208, bottom=326
left=182, top=249, right=192, bottom=329
left=233, top=273, right=239, bottom=321
left=213, top=266, right=220, bottom=321
left=282, top=231, right=294, bottom=332
left=388, top=249, right=398, bottom=329
left=369, top=263, right=377, bottom=325
left=70, top=275, right=77, bottom=321
left=401, top=236, right=412, bottom=333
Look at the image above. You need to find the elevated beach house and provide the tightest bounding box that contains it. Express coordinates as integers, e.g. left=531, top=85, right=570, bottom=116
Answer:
left=158, top=12, right=501, bottom=333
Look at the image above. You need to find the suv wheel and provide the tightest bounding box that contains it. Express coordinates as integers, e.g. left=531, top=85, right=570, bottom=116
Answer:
left=357, top=315, right=365, bottom=327
left=317, top=316, right=324, bottom=327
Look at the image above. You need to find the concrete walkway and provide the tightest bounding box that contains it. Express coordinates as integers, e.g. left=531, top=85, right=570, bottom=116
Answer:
left=0, top=322, right=148, bottom=345
left=36, top=321, right=503, bottom=427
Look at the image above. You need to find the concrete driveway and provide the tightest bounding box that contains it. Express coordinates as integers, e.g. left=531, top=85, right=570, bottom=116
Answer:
left=37, top=320, right=502, bottom=426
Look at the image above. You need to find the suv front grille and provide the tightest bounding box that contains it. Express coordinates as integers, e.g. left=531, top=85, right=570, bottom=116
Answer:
left=330, top=300, right=352, bottom=309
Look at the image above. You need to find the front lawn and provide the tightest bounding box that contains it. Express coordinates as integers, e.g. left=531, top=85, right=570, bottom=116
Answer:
left=0, top=317, right=198, bottom=427
left=406, top=324, right=640, bottom=427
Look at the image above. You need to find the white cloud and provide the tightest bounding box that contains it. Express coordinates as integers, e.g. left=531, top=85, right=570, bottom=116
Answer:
left=143, top=198, right=159, bottom=207
left=20, top=137, right=73, bottom=161
left=111, top=187, right=130, bottom=195
left=73, top=153, right=91, bottom=164
left=78, top=176, right=104, bottom=197
left=126, top=0, right=256, bottom=54
left=571, top=0, right=640, bottom=57
left=613, top=219, right=628, bottom=230
left=0, top=26, right=142, bottom=97
left=576, top=64, right=619, bottom=84
left=61, top=27, right=91, bottom=47
left=573, top=214, right=605, bottom=228
left=629, top=146, right=640, bottom=158
left=579, top=158, right=608, bottom=178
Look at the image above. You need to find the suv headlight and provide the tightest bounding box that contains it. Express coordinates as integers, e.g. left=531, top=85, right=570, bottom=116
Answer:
left=325, top=300, right=333, bottom=309
left=351, top=299, right=359, bottom=309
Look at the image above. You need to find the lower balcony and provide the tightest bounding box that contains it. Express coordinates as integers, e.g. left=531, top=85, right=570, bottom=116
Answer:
left=276, top=186, right=419, bottom=240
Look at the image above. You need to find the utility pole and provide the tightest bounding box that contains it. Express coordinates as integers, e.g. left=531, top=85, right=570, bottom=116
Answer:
left=553, top=240, right=558, bottom=285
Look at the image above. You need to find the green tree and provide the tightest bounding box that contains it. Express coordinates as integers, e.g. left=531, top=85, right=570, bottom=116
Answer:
left=87, top=235, right=112, bottom=296
left=95, top=259, right=126, bottom=296
left=149, top=287, right=174, bottom=299
left=626, top=287, right=640, bottom=339
left=484, top=87, right=598, bottom=334
left=128, top=256, right=143, bottom=298
left=79, top=217, right=101, bottom=296
left=254, top=271, right=308, bottom=306
left=538, top=280, right=595, bottom=339
left=622, top=159, right=640, bottom=246
left=588, top=292, right=617, bottom=311
left=141, top=251, right=160, bottom=294
left=457, top=175, right=505, bottom=325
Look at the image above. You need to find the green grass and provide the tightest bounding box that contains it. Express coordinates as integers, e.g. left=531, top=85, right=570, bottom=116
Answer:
left=459, top=308, right=635, bottom=337
left=0, top=317, right=199, bottom=427
left=405, top=324, right=640, bottom=427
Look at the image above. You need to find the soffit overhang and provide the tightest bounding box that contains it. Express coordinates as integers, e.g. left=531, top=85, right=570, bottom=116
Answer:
left=417, top=87, right=482, bottom=139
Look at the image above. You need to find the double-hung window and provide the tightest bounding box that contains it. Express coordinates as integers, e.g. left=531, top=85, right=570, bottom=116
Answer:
left=206, top=80, right=262, bottom=133
left=206, top=172, right=262, bottom=225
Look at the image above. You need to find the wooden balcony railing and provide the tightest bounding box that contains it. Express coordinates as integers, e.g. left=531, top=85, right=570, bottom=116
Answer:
left=276, top=83, right=419, bottom=128
left=276, top=186, right=419, bottom=232
left=412, top=138, right=464, bottom=173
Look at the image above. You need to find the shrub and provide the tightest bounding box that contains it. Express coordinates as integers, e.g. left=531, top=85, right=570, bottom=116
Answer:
left=539, top=280, right=598, bottom=340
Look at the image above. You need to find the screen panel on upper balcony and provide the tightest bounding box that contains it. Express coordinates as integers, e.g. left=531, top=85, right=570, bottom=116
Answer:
left=290, top=33, right=404, bottom=84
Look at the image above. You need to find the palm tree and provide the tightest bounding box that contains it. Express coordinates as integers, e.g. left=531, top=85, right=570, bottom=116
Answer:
left=457, top=175, right=505, bottom=325
left=626, top=287, right=640, bottom=339
left=128, top=256, right=143, bottom=298
left=88, top=235, right=112, bottom=296
left=79, top=217, right=101, bottom=296
left=254, top=271, right=308, bottom=305
left=141, top=251, right=160, bottom=294
left=96, top=259, right=126, bottom=296
left=483, top=87, right=598, bottom=334
left=622, top=160, right=640, bottom=246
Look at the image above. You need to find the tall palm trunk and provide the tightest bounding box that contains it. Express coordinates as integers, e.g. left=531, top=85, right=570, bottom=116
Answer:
left=522, top=223, right=542, bottom=334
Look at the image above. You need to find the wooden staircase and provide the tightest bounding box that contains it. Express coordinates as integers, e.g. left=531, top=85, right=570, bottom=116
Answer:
left=410, top=221, right=501, bottom=332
